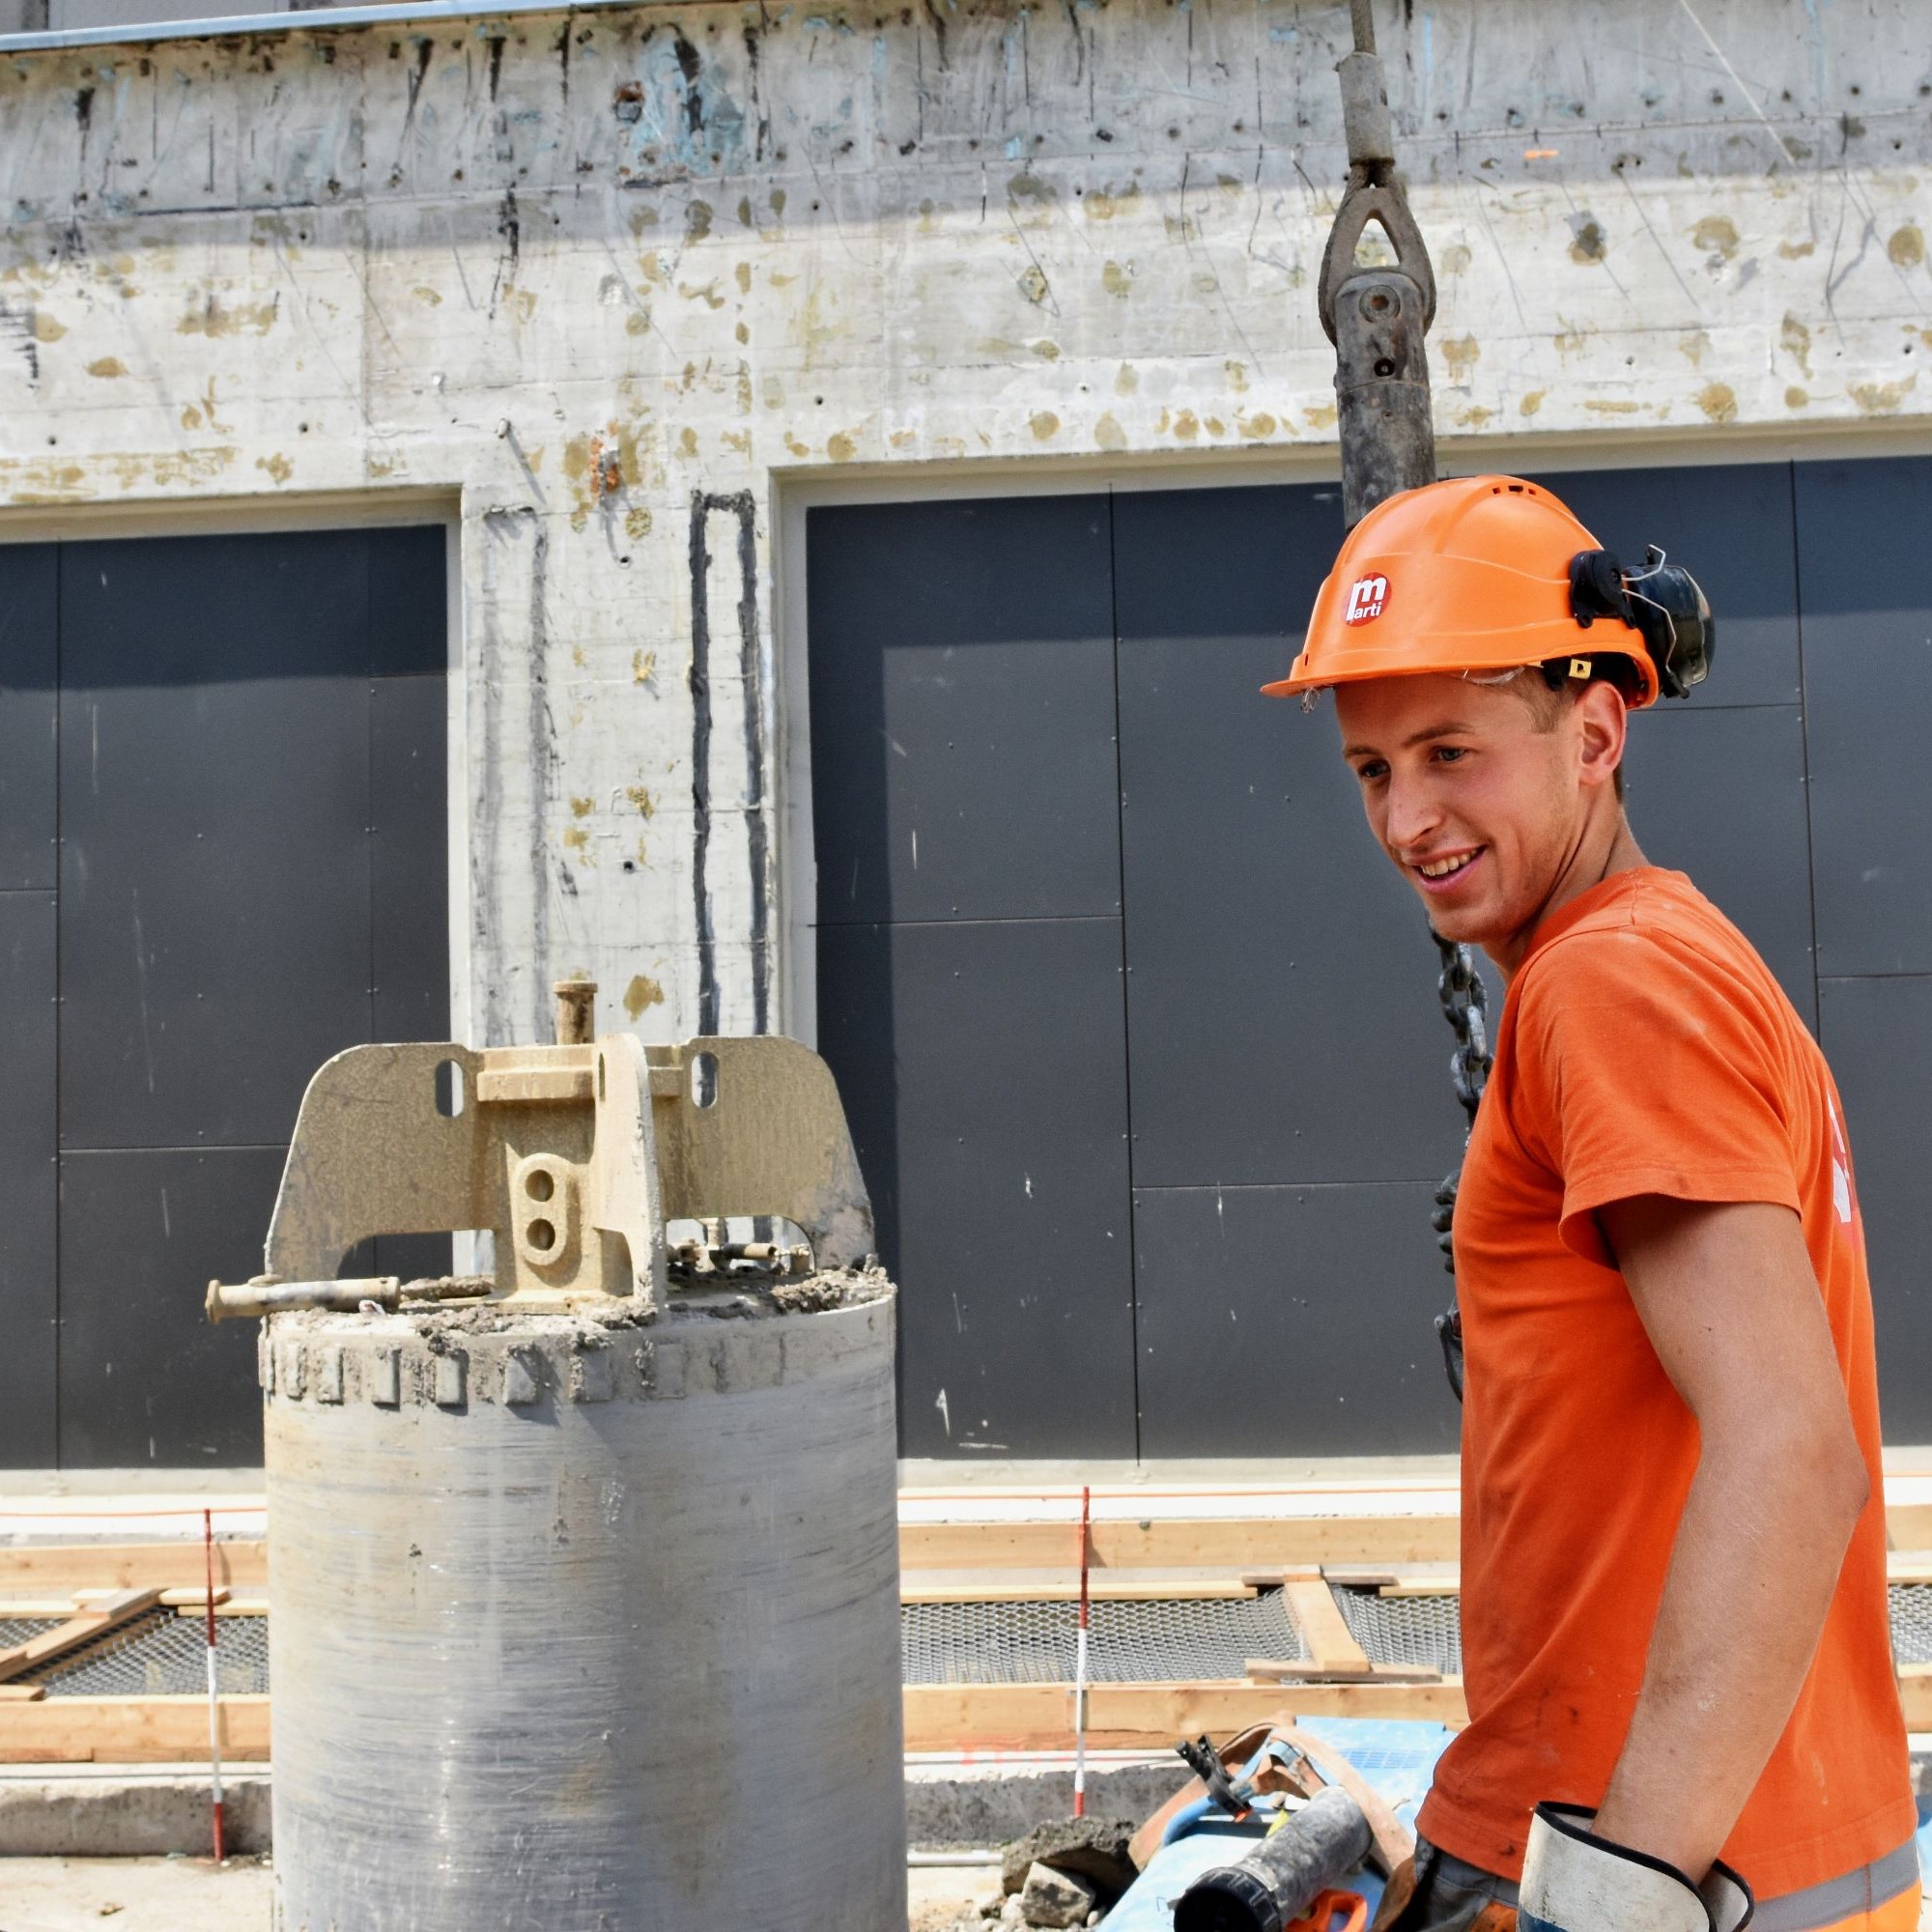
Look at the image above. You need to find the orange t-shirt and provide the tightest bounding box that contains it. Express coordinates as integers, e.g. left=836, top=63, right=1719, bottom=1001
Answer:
left=1417, top=867, right=1914, bottom=1900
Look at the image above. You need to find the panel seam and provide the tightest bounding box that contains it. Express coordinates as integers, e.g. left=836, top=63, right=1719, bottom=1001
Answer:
left=1106, top=488, right=1144, bottom=1463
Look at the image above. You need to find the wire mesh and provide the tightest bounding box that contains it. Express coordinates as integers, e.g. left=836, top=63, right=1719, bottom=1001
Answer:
left=1889, top=1584, right=1932, bottom=1666
left=900, top=1591, right=1306, bottom=1685
left=30, top=1612, right=270, bottom=1698
left=1332, top=1587, right=1463, bottom=1675
left=0, top=1617, right=63, bottom=1651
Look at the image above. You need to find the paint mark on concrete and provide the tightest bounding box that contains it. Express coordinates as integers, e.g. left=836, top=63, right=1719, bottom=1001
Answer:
left=1692, top=214, right=1740, bottom=262
left=1440, top=334, right=1480, bottom=383
left=1694, top=382, right=1738, bottom=423
left=623, top=974, right=666, bottom=1019
left=1849, top=373, right=1917, bottom=414
left=1566, top=214, right=1607, bottom=264
left=1094, top=412, right=1127, bottom=450
left=1780, top=313, right=1813, bottom=378
left=1888, top=224, right=1925, bottom=269
left=1029, top=411, right=1059, bottom=439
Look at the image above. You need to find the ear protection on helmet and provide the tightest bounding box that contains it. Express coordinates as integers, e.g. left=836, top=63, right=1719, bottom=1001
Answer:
left=1560, top=546, right=1715, bottom=700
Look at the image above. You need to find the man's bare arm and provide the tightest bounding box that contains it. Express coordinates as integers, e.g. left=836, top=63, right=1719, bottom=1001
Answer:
left=1588, top=1197, right=1870, bottom=1880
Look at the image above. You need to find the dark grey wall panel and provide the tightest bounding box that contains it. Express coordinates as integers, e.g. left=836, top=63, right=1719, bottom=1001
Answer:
left=60, top=531, right=371, bottom=686
left=0, top=545, right=57, bottom=891
left=372, top=674, right=451, bottom=1044
left=807, top=497, right=1121, bottom=925
left=58, top=676, right=372, bottom=1150
left=0, top=526, right=449, bottom=1467
left=367, top=526, right=450, bottom=679
left=57, top=1148, right=277, bottom=1466
left=0, top=893, right=57, bottom=1466
left=1797, top=457, right=1932, bottom=977
left=1114, top=485, right=1463, bottom=1188
left=1817, top=976, right=1932, bottom=1442
left=1619, top=704, right=1815, bottom=1026
left=818, top=917, right=1136, bottom=1460
left=1134, top=1182, right=1459, bottom=1457
left=1535, top=463, right=1800, bottom=707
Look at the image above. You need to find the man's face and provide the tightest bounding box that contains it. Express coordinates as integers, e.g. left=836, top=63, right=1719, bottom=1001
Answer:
left=1332, top=672, right=1598, bottom=950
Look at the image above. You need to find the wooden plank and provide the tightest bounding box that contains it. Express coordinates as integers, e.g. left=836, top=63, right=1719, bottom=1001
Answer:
left=0, top=1694, right=270, bottom=1764
left=1279, top=1570, right=1376, bottom=1677
left=902, top=1679, right=1470, bottom=1751
left=901, top=1518, right=1462, bottom=1574
left=902, top=1579, right=1259, bottom=1605
left=1244, top=1658, right=1442, bottom=1685
left=0, top=1543, right=267, bottom=1595
left=0, top=1589, right=163, bottom=1687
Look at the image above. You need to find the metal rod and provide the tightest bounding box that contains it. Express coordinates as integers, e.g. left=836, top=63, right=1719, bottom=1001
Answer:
left=203, top=1509, right=225, bottom=1865
left=1350, top=0, right=1376, bottom=56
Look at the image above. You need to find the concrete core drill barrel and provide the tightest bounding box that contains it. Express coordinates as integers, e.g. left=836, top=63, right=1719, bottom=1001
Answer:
left=208, top=996, right=905, bottom=1931
left=263, top=1279, right=902, bottom=1930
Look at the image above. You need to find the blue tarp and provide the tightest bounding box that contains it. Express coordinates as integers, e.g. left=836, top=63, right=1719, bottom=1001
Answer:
left=1107, top=1719, right=1455, bottom=1932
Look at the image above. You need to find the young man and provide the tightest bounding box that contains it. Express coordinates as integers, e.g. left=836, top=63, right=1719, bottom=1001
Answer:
left=1264, top=477, right=1918, bottom=1932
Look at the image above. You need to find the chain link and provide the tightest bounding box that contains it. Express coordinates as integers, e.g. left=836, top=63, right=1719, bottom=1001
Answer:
left=1430, top=928, right=1492, bottom=1402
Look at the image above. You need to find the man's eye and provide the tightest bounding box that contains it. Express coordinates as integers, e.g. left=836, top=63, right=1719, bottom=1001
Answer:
left=1356, top=761, right=1388, bottom=783
left=1433, top=745, right=1468, bottom=764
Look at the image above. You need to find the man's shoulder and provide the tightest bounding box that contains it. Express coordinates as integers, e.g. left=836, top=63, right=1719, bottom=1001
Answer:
left=1522, top=869, right=1757, bottom=993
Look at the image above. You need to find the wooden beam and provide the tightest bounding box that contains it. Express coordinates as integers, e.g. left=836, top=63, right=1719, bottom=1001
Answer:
left=902, top=1579, right=1259, bottom=1605
left=903, top=1679, right=1470, bottom=1751
left=901, top=1518, right=1462, bottom=1574
left=1896, top=1664, right=1932, bottom=1729
left=1277, top=1570, right=1376, bottom=1677
left=1245, top=1658, right=1442, bottom=1685
left=0, top=1694, right=270, bottom=1764
left=0, top=1589, right=163, bottom=1688
left=0, top=1543, right=267, bottom=1596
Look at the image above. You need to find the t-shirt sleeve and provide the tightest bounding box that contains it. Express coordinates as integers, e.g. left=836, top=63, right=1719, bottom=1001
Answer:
left=1508, top=925, right=1801, bottom=1267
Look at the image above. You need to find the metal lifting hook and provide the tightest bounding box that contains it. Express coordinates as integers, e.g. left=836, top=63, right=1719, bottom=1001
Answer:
left=1319, top=0, right=1439, bottom=528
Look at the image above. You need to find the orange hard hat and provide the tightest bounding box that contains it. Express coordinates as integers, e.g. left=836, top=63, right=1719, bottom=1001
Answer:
left=1262, top=474, right=1707, bottom=709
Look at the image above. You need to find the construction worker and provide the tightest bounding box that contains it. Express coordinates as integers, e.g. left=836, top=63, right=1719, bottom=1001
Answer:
left=1264, top=476, right=1918, bottom=1932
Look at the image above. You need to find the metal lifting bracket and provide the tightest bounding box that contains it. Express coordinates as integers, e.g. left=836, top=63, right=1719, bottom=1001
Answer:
left=206, top=979, right=875, bottom=1324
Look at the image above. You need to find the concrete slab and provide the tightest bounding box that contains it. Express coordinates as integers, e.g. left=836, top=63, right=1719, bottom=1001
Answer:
left=0, top=1854, right=272, bottom=1932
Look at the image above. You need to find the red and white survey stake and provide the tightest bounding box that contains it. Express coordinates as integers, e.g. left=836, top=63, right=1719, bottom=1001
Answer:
left=1072, top=1484, right=1092, bottom=1819
left=203, top=1508, right=225, bottom=1862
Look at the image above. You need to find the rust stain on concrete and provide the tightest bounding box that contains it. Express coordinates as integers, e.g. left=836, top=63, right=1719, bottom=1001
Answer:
left=1692, top=215, right=1740, bottom=262
left=1888, top=224, right=1925, bottom=269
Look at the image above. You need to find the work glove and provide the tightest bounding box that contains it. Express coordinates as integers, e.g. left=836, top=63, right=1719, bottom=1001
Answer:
left=1519, top=1804, right=1752, bottom=1932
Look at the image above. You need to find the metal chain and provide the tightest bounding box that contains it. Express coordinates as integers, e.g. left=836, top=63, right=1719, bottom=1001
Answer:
left=1429, top=929, right=1492, bottom=1402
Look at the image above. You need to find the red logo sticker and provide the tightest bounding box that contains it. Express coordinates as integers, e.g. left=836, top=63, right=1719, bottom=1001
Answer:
left=1345, top=574, right=1389, bottom=625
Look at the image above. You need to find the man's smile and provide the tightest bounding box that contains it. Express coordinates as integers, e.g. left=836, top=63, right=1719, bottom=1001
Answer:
left=1411, top=845, right=1486, bottom=891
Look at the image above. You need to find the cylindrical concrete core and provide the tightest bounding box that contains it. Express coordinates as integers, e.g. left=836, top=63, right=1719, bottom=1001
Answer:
left=262, top=1272, right=904, bottom=1932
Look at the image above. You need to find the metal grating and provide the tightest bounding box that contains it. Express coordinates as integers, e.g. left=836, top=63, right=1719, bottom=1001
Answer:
left=1333, top=1587, right=1463, bottom=1675
left=901, top=1592, right=1307, bottom=1686
left=1889, top=1585, right=1932, bottom=1665
left=0, top=1617, right=63, bottom=1651
left=28, top=1612, right=270, bottom=1698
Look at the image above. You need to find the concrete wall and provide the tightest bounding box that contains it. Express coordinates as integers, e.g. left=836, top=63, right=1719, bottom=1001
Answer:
left=0, top=0, right=1927, bottom=1053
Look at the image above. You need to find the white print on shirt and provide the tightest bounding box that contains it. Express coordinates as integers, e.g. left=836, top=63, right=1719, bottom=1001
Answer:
left=1828, top=1096, right=1855, bottom=1228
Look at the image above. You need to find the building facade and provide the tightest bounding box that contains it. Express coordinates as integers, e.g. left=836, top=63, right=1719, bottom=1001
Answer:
left=0, top=0, right=1928, bottom=1465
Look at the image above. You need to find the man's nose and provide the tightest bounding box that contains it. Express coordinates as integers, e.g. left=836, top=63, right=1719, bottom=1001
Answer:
left=1384, top=767, right=1442, bottom=853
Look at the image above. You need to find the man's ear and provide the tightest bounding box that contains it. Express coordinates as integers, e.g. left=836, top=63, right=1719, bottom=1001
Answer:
left=1575, top=680, right=1628, bottom=793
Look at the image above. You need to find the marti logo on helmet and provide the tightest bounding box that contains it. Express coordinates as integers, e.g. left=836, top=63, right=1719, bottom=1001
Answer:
left=1345, top=575, right=1389, bottom=625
